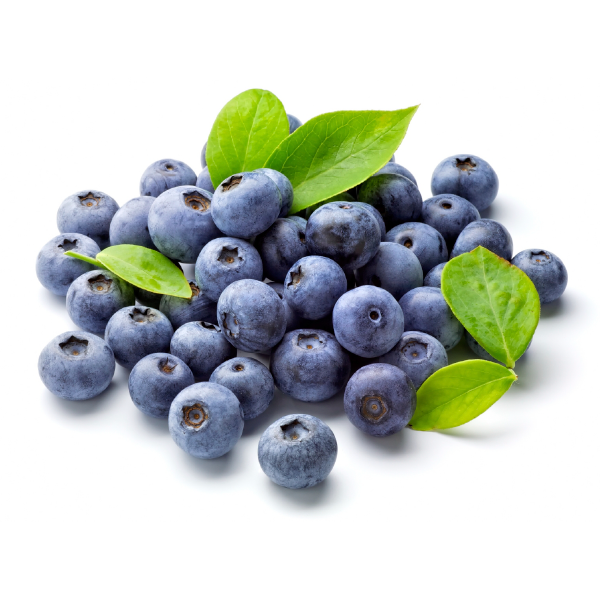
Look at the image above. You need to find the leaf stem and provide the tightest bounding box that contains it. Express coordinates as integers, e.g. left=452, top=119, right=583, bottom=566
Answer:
left=64, top=251, right=104, bottom=269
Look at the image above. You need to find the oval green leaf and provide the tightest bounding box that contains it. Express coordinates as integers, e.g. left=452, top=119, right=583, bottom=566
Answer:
left=266, top=106, right=418, bottom=214
left=64, top=251, right=103, bottom=268
left=206, top=89, right=289, bottom=188
left=441, top=246, right=540, bottom=368
left=409, top=360, right=517, bottom=431
left=96, top=245, right=191, bottom=299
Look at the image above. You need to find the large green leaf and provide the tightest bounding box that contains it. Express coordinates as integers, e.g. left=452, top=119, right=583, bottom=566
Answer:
left=441, top=246, right=540, bottom=368
left=93, top=245, right=191, bottom=298
left=409, top=360, right=517, bottom=431
left=206, top=89, right=289, bottom=188
left=266, top=107, right=418, bottom=213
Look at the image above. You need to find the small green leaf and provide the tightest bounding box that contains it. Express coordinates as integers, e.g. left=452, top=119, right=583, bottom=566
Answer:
left=96, top=245, right=191, bottom=299
left=409, top=360, right=517, bottom=431
left=441, top=246, right=540, bottom=368
left=207, top=89, right=289, bottom=188
left=64, top=251, right=103, bottom=268
left=266, top=106, right=418, bottom=213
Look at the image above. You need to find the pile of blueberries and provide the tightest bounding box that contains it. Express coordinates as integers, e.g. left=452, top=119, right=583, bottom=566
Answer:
left=36, top=114, right=568, bottom=489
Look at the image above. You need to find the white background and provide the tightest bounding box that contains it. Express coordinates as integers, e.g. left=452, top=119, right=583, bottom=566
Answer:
left=2, top=1, right=599, bottom=598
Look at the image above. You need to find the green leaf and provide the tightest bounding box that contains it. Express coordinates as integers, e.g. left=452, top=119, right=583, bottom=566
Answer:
left=64, top=251, right=104, bottom=268
left=206, top=89, right=289, bottom=188
left=409, top=360, right=517, bottom=431
left=96, top=245, right=192, bottom=299
left=266, top=106, right=418, bottom=213
left=441, top=246, right=540, bottom=368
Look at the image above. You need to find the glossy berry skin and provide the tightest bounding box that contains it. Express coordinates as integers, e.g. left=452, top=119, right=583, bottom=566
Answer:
left=386, top=222, right=448, bottom=275
left=306, top=201, right=380, bottom=270
left=283, top=256, right=347, bottom=320
left=399, top=287, right=463, bottom=350
left=210, top=357, right=274, bottom=420
left=451, top=219, right=513, bottom=261
left=379, top=331, right=448, bottom=389
left=109, top=196, right=157, bottom=249
left=355, top=242, right=423, bottom=301
left=159, top=281, right=217, bottom=330
left=431, top=154, right=499, bottom=211
left=57, top=190, right=119, bottom=250
left=333, top=286, right=404, bottom=358
left=148, top=185, right=220, bottom=264
left=255, top=218, right=307, bottom=283
left=270, top=329, right=351, bottom=402
left=375, top=162, right=418, bottom=186
left=36, top=234, right=101, bottom=296
left=266, top=282, right=303, bottom=332
left=212, top=171, right=281, bottom=239
left=358, top=173, right=422, bottom=228
left=170, top=321, right=236, bottom=381
left=423, top=262, right=446, bottom=288
left=351, top=201, right=386, bottom=241
left=105, top=306, right=174, bottom=370
left=195, top=167, right=215, bottom=194
left=139, top=158, right=196, bottom=198
left=258, top=414, right=337, bottom=489
left=195, top=237, right=263, bottom=302
left=169, top=382, right=244, bottom=459
left=305, top=192, right=355, bottom=219
left=511, top=249, right=568, bottom=304
left=217, top=280, right=286, bottom=353
left=287, top=114, right=302, bottom=134
left=129, top=353, right=194, bottom=418
left=256, top=168, right=294, bottom=218
left=38, top=331, right=115, bottom=401
left=421, top=194, right=480, bottom=249
left=344, top=364, right=416, bottom=437
left=66, top=269, right=135, bottom=334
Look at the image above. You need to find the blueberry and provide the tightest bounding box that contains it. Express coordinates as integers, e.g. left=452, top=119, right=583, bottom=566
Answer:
left=36, top=234, right=101, bottom=296
left=379, top=331, right=448, bottom=389
left=195, top=237, right=263, bottom=302
left=283, top=256, right=347, bottom=320
left=212, top=172, right=281, bottom=239
left=57, top=190, right=119, bottom=250
left=355, top=241, right=423, bottom=300
left=255, top=219, right=307, bottom=283
left=287, top=114, right=303, bottom=134
left=350, top=201, right=386, bottom=241
left=148, top=185, right=220, bottom=263
left=38, top=331, right=115, bottom=401
left=421, top=194, right=480, bottom=249
left=258, top=414, right=337, bottom=489
left=451, top=219, right=513, bottom=261
left=105, top=306, right=174, bottom=370
left=398, top=287, right=463, bottom=350
left=266, top=282, right=303, bottom=332
left=344, top=363, right=416, bottom=437
left=270, top=329, right=351, bottom=402
left=358, top=174, right=422, bottom=228
left=431, top=154, right=499, bottom=211
left=195, top=166, right=215, bottom=194
left=287, top=216, right=307, bottom=228
left=170, top=321, right=236, bottom=381
left=333, top=286, right=404, bottom=358
left=217, top=280, right=286, bottom=353
left=423, top=262, right=446, bottom=288
left=159, top=281, right=217, bottom=330
left=109, top=196, right=157, bottom=249
left=305, top=192, right=355, bottom=218
left=129, top=353, right=194, bottom=418
left=464, top=331, right=531, bottom=362
left=66, top=269, right=135, bottom=334
left=139, top=158, right=196, bottom=198
left=385, top=222, right=448, bottom=275
left=169, top=382, right=244, bottom=459
left=134, top=258, right=183, bottom=309
left=375, top=162, right=418, bottom=186
left=511, top=249, right=568, bottom=304
left=200, top=142, right=207, bottom=168
left=210, top=357, right=274, bottom=420
left=306, top=201, right=380, bottom=270
left=256, top=168, right=294, bottom=217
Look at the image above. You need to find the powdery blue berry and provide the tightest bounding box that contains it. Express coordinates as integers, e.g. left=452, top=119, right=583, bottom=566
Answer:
left=258, top=414, right=337, bottom=489
left=256, top=168, right=294, bottom=217
left=196, top=166, right=215, bottom=193
left=351, top=201, right=386, bottom=241
left=423, top=262, right=446, bottom=288
left=386, top=222, right=448, bottom=275
left=375, top=162, right=418, bottom=186
left=287, top=114, right=302, bottom=134
left=451, top=219, right=513, bottom=261
left=511, top=249, right=567, bottom=304
left=139, top=158, right=196, bottom=198
left=266, top=282, right=303, bottom=332
left=109, top=196, right=157, bottom=249
left=159, top=281, right=217, bottom=330
left=421, top=194, right=480, bottom=250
